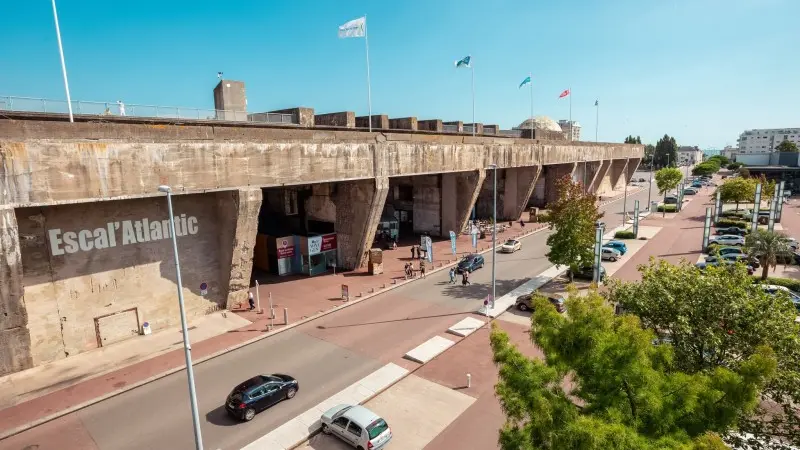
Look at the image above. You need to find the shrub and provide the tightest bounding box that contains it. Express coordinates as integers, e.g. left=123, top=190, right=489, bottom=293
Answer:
left=657, top=205, right=677, bottom=213
left=727, top=162, right=743, bottom=170
left=754, top=277, right=800, bottom=292
left=716, top=218, right=749, bottom=228
left=720, top=210, right=746, bottom=219
left=614, top=230, right=636, bottom=239
left=536, top=212, right=551, bottom=223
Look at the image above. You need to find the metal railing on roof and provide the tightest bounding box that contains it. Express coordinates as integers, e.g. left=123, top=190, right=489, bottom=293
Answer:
left=0, top=95, right=296, bottom=124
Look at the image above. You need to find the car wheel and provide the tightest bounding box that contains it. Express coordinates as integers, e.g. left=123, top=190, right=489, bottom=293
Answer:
left=322, top=424, right=331, bottom=435
left=517, top=303, right=528, bottom=311
left=611, top=257, right=618, bottom=262
left=244, top=408, right=256, bottom=421
left=286, top=387, right=297, bottom=399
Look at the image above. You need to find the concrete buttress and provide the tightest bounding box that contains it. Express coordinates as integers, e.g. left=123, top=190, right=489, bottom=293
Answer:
left=441, top=169, right=485, bottom=235
left=216, top=188, right=263, bottom=310
left=544, top=163, right=578, bottom=205
left=501, top=166, right=541, bottom=221
left=0, top=206, right=32, bottom=376
left=609, top=159, right=629, bottom=191
left=334, top=177, right=389, bottom=270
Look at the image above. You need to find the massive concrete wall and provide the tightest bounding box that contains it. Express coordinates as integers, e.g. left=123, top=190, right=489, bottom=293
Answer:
left=412, top=175, right=441, bottom=235
left=15, top=193, right=230, bottom=368
left=0, top=119, right=643, bottom=207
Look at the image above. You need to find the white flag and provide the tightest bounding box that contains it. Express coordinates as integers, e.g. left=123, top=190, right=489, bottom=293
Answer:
left=338, top=17, right=366, bottom=38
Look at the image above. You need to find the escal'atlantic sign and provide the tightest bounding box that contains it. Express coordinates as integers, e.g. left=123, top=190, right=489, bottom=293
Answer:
left=48, top=215, right=199, bottom=256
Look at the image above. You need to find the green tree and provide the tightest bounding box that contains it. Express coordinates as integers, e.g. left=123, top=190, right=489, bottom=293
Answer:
left=755, top=174, right=776, bottom=199
left=608, top=260, right=800, bottom=449
left=776, top=140, right=799, bottom=153
left=654, top=134, right=679, bottom=168
left=707, top=154, right=731, bottom=167
left=545, top=175, right=602, bottom=281
left=643, top=144, right=655, bottom=167
left=692, top=162, right=719, bottom=177
left=727, top=162, right=743, bottom=171
left=739, top=167, right=750, bottom=178
left=654, top=167, right=683, bottom=216
left=624, top=135, right=642, bottom=144
left=746, top=229, right=793, bottom=280
left=718, top=177, right=754, bottom=211
left=490, top=287, right=778, bottom=450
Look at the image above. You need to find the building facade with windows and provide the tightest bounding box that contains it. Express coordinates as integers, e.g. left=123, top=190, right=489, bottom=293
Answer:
left=737, top=128, right=800, bottom=154
left=558, top=120, right=581, bottom=141
left=677, top=146, right=704, bottom=165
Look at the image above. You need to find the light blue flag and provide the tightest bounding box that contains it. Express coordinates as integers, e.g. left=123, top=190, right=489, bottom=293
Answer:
left=455, top=55, right=471, bottom=68
left=519, top=76, right=531, bottom=89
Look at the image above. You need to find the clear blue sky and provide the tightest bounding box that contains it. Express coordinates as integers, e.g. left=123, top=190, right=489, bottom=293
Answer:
left=1, top=0, right=798, bottom=148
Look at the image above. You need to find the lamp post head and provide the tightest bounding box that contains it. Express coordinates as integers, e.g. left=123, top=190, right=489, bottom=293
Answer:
left=487, top=164, right=498, bottom=170
left=157, top=185, right=171, bottom=193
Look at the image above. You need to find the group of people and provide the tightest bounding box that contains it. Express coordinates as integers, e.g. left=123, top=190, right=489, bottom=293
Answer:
left=410, top=244, right=427, bottom=260
left=404, top=260, right=426, bottom=278
left=448, top=267, right=470, bottom=285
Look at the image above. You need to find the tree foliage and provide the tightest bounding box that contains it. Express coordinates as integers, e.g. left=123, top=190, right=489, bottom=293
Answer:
left=718, top=177, right=754, bottom=211
left=654, top=134, right=679, bottom=168
left=625, top=135, right=642, bottom=144
left=692, top=162, right=720, bottom=177
left=655, top=167, right=683, bottom=216
left=756, top=174, right=776, bottom=199
left=643, top=144, right=656, bottom=167
left=776, top=140, right=799, bottom=153
left=707, top=155, right=731, bottom=167
left=746, top=229, right=793, bottom=280
left=739, top=167, right=751, bottom=178
left=545, top=175, right=602, bottom=280
left=490, top=287, right=778, bottom=450
left=608, top=260, right=800, bottom=449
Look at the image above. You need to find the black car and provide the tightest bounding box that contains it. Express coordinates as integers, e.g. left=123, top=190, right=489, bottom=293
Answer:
left=457, top=254, right=485, bottom=273
left=568, top=264, right=607, bottom=281
left=715, top=226, right=748, bottom=236
left=515, top=293, right=566, bottom=313
left=225, top=374, right=299, bottom=421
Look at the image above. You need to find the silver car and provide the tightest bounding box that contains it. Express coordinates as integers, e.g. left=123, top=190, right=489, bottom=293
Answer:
left=601, top=247, right=621, bottom=262
left=321, top=404, right=392, bottom=449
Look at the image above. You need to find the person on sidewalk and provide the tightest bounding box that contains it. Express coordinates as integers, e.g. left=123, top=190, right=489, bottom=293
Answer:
left=449, top=267, right=456, bottom=284
left=411, top=246, right=415, bottom=260
left=419, top=261, right=426, bottom=278
left=462, top=270, right=470, bottom=286
left=248, top=291, right=255, bottom=310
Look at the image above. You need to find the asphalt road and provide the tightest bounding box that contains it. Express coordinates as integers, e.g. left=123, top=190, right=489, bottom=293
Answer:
left=0, top=183, right=659, bottom=450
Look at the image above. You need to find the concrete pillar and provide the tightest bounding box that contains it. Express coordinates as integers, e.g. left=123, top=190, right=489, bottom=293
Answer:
left=213, top=80, right=247, bottom=121
left=418, top=120, right=443, bottom=132
left=267, top=107, right=315, bottom=127
left=590, top=160, right=613, bottom=196
left=609, top=159, right=629, bottom=191
left=583, top=160, right=605, bottom=193
left=443, top=121, right=464, bottom=133
left=625, top=158, right=641, bottom=183
left=0, top=206, right=33, bottom=376
left=356, top=115, right=389, bottom=130
left=334, top=177, right=389, bottom=269
left=501, top=166, right=542, bottom=221
left=465, top=123, right=484, bottom=135
left=315, top=112, right=355, bottom=128
left=545, top=163, right=578, bottom=205
left=483, top=125, right=499, bottom=135
left=216, top=188, right=263, bottom=310
left=441, top=169, right=486, bottom=235
left=412, top=175, right=442, bottom=236
left=388, top=117, right=418, bottom=131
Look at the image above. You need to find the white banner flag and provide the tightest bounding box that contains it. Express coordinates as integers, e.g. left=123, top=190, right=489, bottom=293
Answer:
left=338, top=16, right=366, bottom=38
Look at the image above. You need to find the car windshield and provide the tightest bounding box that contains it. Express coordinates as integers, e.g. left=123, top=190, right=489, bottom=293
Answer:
left=367, top=419, right=389, bottom=439
left=504, top=240, right=515, bottom=245
left=459, top=256, right=473, bottom=264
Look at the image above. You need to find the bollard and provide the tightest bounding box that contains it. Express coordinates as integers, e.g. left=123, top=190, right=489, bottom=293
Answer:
left=283, top=307, right=289, bottom=325
left=467, top=373, right=472, bottom=388
left=392, top=279, right=397, bottom=284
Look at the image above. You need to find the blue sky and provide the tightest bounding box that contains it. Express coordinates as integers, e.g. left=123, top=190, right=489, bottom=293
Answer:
left=1, top=0, right=798, bottom=148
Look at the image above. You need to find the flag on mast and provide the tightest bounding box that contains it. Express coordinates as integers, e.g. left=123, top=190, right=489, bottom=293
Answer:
left=519, top=76, right=531, bottom=89
left=559, top=89, right=570, bottom=98
left=338, top=17, right=366, bottom=38
left=595, top=99, right=599, bottom=106
left=455, top=55, right=471, bottom=68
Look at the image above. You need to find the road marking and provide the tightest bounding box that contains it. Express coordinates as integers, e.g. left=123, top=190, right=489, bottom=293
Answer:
left=240, top=363, right=409, bottom=450
left=403, top=336, right=456, bottom=364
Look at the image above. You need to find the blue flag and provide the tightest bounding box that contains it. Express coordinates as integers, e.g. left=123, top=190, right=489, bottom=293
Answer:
left=519, top=76, right=531, bottom=89
left=449, top=231, right=457, bottom=255
left=455, top=55, right=471, bottom=68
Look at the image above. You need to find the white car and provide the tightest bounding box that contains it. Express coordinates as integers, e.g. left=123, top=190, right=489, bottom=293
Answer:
left=321, top=404, right=393, bottom=449
left=709, top=234, right=745, bottom=246
left=601, top=247, right=621, bottom=262
left=500, top=239, right=521, bottom=253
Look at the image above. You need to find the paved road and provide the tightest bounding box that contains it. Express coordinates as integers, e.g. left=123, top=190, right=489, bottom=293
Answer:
left=0, top=184, right=658, bottom=450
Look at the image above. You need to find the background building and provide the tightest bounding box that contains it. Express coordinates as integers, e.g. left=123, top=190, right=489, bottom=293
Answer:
left=737, top=128, right=800, bottom=154
left=677, top=146, right=704, bottom=165
left=558, top=120, right=581, bottom=141
left=722, top=145, right=738, bottom=160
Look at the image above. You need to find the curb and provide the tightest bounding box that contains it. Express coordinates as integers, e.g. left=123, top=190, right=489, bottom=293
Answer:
left=0, top=187, right=641, bottom=441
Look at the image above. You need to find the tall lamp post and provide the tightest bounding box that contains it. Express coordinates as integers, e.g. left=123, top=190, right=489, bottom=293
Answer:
left=489, top=164, right=498, bottom=312
left=158, top=185, right=204, bottom=450
left=647, top=158, right=654, bottom=210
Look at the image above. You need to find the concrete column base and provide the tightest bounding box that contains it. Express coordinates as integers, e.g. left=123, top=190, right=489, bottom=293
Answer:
left=0, top=206, right=32, bottom=376
left=334, top=177, right=389, bottom=270
left=501, top=166, right=541, bottom=221
left=217, top=188, right=263, bottom=310
left=442, top=169, right=486, bottom=235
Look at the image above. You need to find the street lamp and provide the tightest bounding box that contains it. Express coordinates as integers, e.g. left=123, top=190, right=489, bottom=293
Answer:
left=647, top=158, right=654, bottom=210
left=488, top=164, right=498, bottom=314
left=158, top=185, right=204, bottom=450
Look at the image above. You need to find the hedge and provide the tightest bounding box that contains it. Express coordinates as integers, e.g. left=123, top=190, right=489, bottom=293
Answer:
left=716, top=218, right=749, bottom=229
left=657, top=205, right=677, bottom=212
left=614, top=230, right=636, bottom=239
left=720, top=210, right=746, bottom=219
left=754, top=277, right=800, bottom=292
left=536, top=213, right=551, bottom=223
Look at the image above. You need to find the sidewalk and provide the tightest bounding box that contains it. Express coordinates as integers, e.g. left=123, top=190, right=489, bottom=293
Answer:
left=0, top=185, right=639, bottom=439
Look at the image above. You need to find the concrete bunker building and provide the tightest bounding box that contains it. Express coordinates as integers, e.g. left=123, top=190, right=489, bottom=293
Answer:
left=0, top=80, right=642, bottom=376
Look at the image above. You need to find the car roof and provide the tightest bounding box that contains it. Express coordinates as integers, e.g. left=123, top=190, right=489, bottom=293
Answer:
left=342, top=405, right=381, bottom=426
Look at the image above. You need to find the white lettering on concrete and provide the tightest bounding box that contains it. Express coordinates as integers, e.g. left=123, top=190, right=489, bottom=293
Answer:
left=47, top=216, right=200, bottom=256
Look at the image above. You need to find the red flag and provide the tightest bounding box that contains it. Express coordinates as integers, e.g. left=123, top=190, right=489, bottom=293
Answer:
left=559, top=89, right=570, bottom=98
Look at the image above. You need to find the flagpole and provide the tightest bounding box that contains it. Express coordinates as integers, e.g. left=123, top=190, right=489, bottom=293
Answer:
left=569, top=86, right=572, bottom=141
left=595, top=101, right=599, bottom=142
left=51, top=0, right=74, bottom=123
left=529, top=72, right=533, bottom=140
left=471, top=61, right=475, bottom=137
left=364, top=14, right=372, bottom=133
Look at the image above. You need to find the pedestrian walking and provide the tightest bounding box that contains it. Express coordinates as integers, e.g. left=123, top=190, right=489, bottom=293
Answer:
left=462, top=270, right=470, bottom=286
left=410, top=246, right=415, bottom=260
left=449, top=267, right=456, bottom=284
left=419, top=261, right=426, bottom=278
left=117, top=100, right=126, bottom=116
left=248, top=291, right=255, bottom=310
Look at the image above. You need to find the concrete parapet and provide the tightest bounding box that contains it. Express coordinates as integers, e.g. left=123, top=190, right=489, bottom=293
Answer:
left=388, top=117, right=418, bottom=131
left=483, top=125, right=499, bottom=135
left=355, top=115, right=389, bottom=130
left=417, top=120, right=443, bottom=132
left=465, top=123, right=483, bottom=135
left=269, top=107, right=315, bottom=127
left=443, top=121, right=463, bottom=133
left=520, top=128, right=566, bottom=140
left=315, top=112, right=355, bottom=128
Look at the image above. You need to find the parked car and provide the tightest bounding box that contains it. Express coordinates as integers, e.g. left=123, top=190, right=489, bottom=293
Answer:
left=568, top=264, right=607, bottom=281
left=637, top=177, right=647, bottom=182
left=500, top=239, right=521, bottom=253
left=601, top=247, right=621, bottom=262
left=515, top=293, right=566, bottom=313
left=603, top=240, right=628, bottom=255
left=225, top=374, right=299, bottom=421
left=715, top=226, right=748, bottom=236
left=761, top=285, right=800, bottom=311
left=706, top=254, right=760, bottom=268
left=691, top=182, right=703, bottom=188
left=457, top=254, right=485, bottom=273
left=321, top=404, right=392, bottom=450
left=708, top=234, right=745, bottom=246
left=713, top=246, right=746, bottom=257
left=695, top=259, right=754, bottom=275
left=683, top=188, right=698, bottom=195
left=664, top=196, right=679, bottom=205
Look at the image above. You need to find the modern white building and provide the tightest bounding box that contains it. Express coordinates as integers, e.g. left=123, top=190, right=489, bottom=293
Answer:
left=737, top=128, right=800, bottom=154
left=558, top=120, right=581, bottom=141
left=722, top=145, right=738, bottom=160
left=677, top=146, right=704, bottom=165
